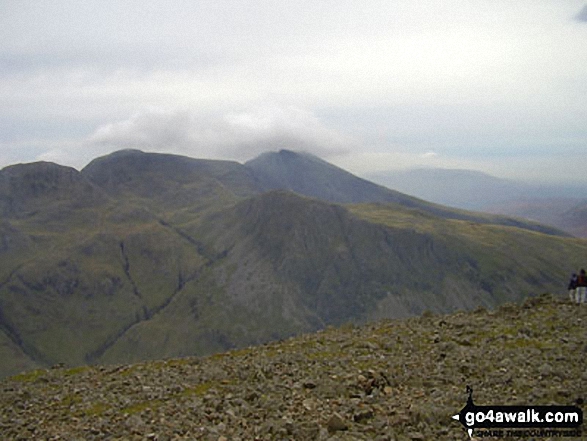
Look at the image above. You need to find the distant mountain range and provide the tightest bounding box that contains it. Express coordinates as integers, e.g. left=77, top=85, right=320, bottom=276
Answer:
left=368, top=168, right=587, bottom=237
left=1, top=149, right=585, bottom=378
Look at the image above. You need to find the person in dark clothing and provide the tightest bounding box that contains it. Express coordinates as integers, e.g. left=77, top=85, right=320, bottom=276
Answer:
left=576, top=269, right=587, bottom=304
left=568, top=273, right=578, bottom=302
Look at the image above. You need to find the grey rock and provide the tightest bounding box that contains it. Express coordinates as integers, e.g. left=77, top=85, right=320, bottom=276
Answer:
left=327, top=413, right=348, bottom=432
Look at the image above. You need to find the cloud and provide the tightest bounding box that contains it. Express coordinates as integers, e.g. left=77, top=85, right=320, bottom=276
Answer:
left=1, top=1, right=587, bottom=187
left=33, top=141, right=118, bottom=170
left=87, top=105, right=354, bottom=162
left=89, top=109, right=197, bottom=151
left=222, top=106, right=354, bottom=158
left=575, top=5, right=587, bottom=22
left=420, top=151, right=439, bottom=159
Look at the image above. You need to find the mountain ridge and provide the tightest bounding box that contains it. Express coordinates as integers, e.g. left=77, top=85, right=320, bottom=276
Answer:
left=0, top=149, right=585, bottom=378
left=245, top=150, right=568, bottom=237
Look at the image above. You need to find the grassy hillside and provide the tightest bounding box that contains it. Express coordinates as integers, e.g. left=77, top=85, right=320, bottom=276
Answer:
left=1, top=150, right=586, bottom=379
left=1, top=294, right=584, bottom=440
left=95, top=190, right=587, bottom=368
left=349, top=202, right=587, bottom=295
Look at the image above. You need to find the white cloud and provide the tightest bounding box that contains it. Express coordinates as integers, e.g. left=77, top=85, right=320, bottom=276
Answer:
left=1, top=1, right=587, bottom=185
left=86, top=105, right=355, bottom=162
left=420, top=151, right=438, bottom=159
left=89, top=109, right=197, bottom=151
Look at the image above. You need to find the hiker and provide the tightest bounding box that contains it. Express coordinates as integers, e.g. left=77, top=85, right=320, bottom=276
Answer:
left=568, top=273, right=578, bottom=302
left=577, top=269, right=587, bottom=304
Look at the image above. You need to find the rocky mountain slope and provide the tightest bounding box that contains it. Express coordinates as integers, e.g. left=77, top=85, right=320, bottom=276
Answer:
left=1, top=149, right=586, bottom=379
left=0, top=294, right=584, bottom=440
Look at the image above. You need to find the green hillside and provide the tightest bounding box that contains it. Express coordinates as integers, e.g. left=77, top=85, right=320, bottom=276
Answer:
left=0, top=150, right=585, bottom=378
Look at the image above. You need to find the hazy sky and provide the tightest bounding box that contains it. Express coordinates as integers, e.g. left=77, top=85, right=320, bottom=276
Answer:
left=1, top=1, right=586, bottom=184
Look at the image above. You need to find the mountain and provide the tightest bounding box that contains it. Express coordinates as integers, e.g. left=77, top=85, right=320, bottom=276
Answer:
left=0, top=161, right=108, bottom=218
left=367, top=168, right=528, bottom=210
left=1, top=294, right=584, bottom=440
left=246, top=151, right=565, bottom=236
left=367, top=167, right=587, bottom=237
left=0, top=149, right=586, bottom=378
left=81, top=148, right=262, bottom=216
left=246, top=149, right=416, bottom=204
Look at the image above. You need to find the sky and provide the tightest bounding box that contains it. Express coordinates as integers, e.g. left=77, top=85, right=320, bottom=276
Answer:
left=1, top=0, right=586, bottom=185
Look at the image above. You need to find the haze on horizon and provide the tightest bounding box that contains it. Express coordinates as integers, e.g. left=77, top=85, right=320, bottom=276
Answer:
left=1, top=1, right=586, bottom=186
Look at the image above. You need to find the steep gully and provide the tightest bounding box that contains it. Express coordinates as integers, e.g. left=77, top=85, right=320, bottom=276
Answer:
left=85, top=219, right=230, bottom=364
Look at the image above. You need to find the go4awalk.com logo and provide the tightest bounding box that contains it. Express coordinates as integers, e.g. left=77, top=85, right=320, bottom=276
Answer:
left=452, top=387, right=583, bottom=439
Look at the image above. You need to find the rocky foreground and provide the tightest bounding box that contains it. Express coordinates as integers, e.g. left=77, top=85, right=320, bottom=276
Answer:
left=0, top=294, right=585, bottom=440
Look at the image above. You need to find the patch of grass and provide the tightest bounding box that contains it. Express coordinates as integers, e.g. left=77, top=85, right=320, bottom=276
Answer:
left=180, top=381, right=216, bottom=397
left=10, top=369, right=47, bottom=383
left=502, top=337, right=557, bottom=351
left=82, top=402, right=111, bottom=417
left=63, top=366, right=92, bottom=377
left=306, top=349, right=345, bottom=361
left=121, top=399, right=164, bottom=415
left=59, top=393, right=82, bottom=407
left=117, top=365, right=140, bottom=377
left=226, top=347, right=255, bottom=359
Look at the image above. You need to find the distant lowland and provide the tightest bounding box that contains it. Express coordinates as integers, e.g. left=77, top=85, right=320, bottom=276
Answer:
left=1, top=149, right=586, bottom=378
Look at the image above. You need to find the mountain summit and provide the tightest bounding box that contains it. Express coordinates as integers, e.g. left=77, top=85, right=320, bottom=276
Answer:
left=0, top=161, right=106, bottom=217
left=246, top=149, right=425, bottom=205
